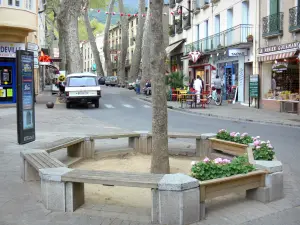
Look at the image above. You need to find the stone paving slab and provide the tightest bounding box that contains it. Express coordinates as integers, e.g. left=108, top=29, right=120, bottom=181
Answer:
left=137, top=96, right=300, bottom=127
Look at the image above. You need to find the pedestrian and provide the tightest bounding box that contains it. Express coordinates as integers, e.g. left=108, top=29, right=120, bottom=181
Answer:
left=213, top=74, right=222, bottom=95
left=193, top=75, right=202, bottom=104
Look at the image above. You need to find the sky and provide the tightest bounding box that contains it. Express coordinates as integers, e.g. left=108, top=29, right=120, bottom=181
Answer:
left=89, top=0, right=169, bottom=24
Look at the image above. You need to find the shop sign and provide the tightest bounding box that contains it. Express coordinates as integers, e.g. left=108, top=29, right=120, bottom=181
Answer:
left=0, top=42, right=25, bottom=58
left=16, top=50, right=36, bottom=145
left=26, top=42, right=39, bottom=51
left=228, top=48, right=248, bottom=57
left=259, top=42, right=300, bottom=54
left=249, top=74, right=259, bottom=98
left=272, top=62, right=288, bottom=73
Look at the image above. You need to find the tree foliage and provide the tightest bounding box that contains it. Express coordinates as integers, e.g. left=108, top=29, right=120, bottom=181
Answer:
left=78, top=17, right=105, bottom=41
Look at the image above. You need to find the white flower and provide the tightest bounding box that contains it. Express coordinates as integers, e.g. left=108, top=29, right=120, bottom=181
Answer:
left=191, top=161, right=197, bottom=166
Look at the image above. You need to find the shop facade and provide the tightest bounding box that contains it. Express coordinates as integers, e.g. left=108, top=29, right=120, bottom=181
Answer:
left=0, top=1, right=38, bottom=105
left=212, top=47, right=254, bottom=102
left=258, top=42, right=300, bottom=113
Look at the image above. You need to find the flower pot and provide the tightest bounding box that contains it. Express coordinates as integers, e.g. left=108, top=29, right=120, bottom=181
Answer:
left=210, top=138, right=248, bottom=156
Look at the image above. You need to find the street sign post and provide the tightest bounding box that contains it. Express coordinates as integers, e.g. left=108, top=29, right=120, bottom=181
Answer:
left=16, top=50, right=36, bottom=144
left=249, top=74, right=260, bottom=108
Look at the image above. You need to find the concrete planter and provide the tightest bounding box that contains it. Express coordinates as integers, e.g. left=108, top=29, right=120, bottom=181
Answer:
left=210, top=138, right=248, bottom=156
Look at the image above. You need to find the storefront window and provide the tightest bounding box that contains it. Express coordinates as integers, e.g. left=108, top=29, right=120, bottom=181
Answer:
left=263, top=59, right=300, bottom=101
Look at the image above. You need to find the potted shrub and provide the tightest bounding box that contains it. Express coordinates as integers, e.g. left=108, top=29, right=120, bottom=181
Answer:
left=247, top=34, right=253, bottom=42
left=252, top=138, right=275, bottom=161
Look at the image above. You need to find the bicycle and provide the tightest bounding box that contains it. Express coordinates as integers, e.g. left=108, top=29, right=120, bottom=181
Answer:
left=206, top=87, right=222, bottom=106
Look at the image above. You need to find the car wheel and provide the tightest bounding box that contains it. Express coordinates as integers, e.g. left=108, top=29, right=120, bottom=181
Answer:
left=66, top=102, right=71, bottom=109
left=94, top=100, right=99, bottom=108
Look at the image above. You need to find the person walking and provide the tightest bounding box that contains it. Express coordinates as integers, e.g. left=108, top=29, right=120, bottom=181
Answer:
left=213, top=74, right=222, bottom=95
left=193, top=75, right=203, bottom=104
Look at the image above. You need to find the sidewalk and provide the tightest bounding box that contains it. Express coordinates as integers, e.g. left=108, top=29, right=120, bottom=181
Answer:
left=137, top=96, right=300, bottom=127
left=1, top=91, right=300, bottom=225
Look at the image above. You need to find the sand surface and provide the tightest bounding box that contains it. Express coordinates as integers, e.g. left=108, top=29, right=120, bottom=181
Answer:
left=74, top=153, right=198, bottom=208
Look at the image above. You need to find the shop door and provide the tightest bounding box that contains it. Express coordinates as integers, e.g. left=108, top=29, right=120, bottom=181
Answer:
left=223, top=65, right=235, bottom=100
left=0, top=62, right=16, bottom=103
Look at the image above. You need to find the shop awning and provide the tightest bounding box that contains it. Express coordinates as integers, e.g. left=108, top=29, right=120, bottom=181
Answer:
left=165, top=40, right=184, bottom=56
left=258, top=49, right=298, bottom=62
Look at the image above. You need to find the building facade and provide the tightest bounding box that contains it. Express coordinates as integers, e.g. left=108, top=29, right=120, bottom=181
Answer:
left=0, top=0, right=41, bottom=104
left=81, top=33, right=106, bottom=75
left=168, top=0, right=259, bottom=103
left=258, top=0, right=300, bottom=114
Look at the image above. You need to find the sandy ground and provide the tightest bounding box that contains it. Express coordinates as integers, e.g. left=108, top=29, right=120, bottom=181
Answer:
left=74, top=153, right=198, bottom=209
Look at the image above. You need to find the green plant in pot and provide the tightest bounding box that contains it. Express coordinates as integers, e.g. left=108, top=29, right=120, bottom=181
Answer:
left=165, top=71, right=184, bottom=89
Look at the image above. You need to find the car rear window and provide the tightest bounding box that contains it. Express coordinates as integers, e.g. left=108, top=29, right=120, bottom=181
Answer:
left=68, top=76, right=97, bottom=87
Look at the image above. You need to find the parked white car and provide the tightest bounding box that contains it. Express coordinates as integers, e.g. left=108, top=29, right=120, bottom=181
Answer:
left=65, top=73, right=101, bottom=109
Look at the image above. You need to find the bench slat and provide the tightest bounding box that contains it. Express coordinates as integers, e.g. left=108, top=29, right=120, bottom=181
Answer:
left=44, top=137, right=85, bottom=153
left=168, top=132, right=201, bottom=139
left=91, top=133, right=140, bottom=140
left=62, top=170, right=164, bottom=188
left=25, top=154, right=46, bottom=170
left=28, top=153, right=55, bottom=169
left=37, top=152, right=65, bottom=168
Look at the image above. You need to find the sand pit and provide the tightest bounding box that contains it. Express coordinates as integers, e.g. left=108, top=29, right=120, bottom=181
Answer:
left=73, top=153, right=198, bottom=208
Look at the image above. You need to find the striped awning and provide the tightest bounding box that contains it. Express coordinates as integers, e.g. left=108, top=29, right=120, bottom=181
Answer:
left=258, top=50, right=297, bottom=62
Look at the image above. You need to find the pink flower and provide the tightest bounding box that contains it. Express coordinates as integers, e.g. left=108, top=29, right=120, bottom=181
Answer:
left=256, top=146, right=261, bottom=149
left=214, top=158, right=223, bottom=164
left=218, top=129, right=226, bottom=133
left=241, top=133, right=248, bottom=137
left=252, top=136, right=256, bottom=141
left=203, top=157, right=210, bottom=163
left=267, top=144, right=273, bottom=149
left=230, top=132, right=236, bottom=137
left=254, top=140, right=260, bottom=146
left=191, top=161, right=197, bottom=166
left=222, top=159, right=231, bottom=164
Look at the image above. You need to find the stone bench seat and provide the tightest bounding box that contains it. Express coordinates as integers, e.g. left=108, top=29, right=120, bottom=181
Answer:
left=40, top=168, right=200, bottom=225
left=21, top=150, right=66, bottom=181
left=61, top=169, right=164, bottom=188
left=42, top=137, right=85, bottom=153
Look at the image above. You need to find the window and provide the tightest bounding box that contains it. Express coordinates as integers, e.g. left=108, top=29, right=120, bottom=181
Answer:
left=68, top=76, right=97, bottom=87
left=15, top=0, right=20, bottom=6
left=8, top=0, right=13, bottom=5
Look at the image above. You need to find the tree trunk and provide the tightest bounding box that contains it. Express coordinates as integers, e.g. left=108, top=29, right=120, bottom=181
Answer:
left=103, top=0, right=115, bottom=76
left=57, top=19, right=66, bottom=71
left=140, top=4, right=151, bottom=90
left=57, top=0, right=83, bottom=74
left=83, top=4, right=105, bottom=76
left=118, top=0, right=129, bottom=85
left=128, top=0, right=145, bottom=82
left=150, top=0, right=170, bottom=174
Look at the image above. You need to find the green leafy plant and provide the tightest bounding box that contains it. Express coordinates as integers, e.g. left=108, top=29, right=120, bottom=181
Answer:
left=216, top=129, right=254, bottom=145
left=252, top=139, right=275, bottom=161
left=165, top=71, right=184, bottom=89
left=191, top=155, right=255, bottom=181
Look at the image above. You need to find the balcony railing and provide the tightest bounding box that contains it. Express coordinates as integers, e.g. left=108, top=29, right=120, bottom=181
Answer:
left=262, top=12, right=283, bottom=38
left=184, top=24, right=253, bottom=54
left=289, top=6, right=300, bottom=32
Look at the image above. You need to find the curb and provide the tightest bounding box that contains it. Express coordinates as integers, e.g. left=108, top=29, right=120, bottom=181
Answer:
left=136, top=97, right=300, bottom=128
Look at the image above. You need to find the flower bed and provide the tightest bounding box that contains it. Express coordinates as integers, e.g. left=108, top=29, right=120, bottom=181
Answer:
left=191, top=156, right=266, bottom=202
left=191, top=155, right=255, bottom=181
left=211, top=129, right=276, bottom=161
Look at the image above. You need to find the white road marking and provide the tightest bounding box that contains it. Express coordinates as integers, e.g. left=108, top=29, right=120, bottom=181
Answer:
left=123, top=104, right=134, bottom=108
left=104, top=104, right=115, bottom=109
left=143, top=105, right=151, bottom=108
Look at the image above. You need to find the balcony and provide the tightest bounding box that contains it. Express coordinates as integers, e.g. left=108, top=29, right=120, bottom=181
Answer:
left=262, top=12, right=283, bottom=38
left=170, top=0, right=176, bottom=8
left=184, top=24, right=253, bottom=54
left=289, top=6, right=300, bottom=32
left=0, top=6, right=37, bottom=33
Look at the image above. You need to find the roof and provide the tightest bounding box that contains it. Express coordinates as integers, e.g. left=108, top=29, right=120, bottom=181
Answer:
left=66, top=73, right=97, bottom=78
